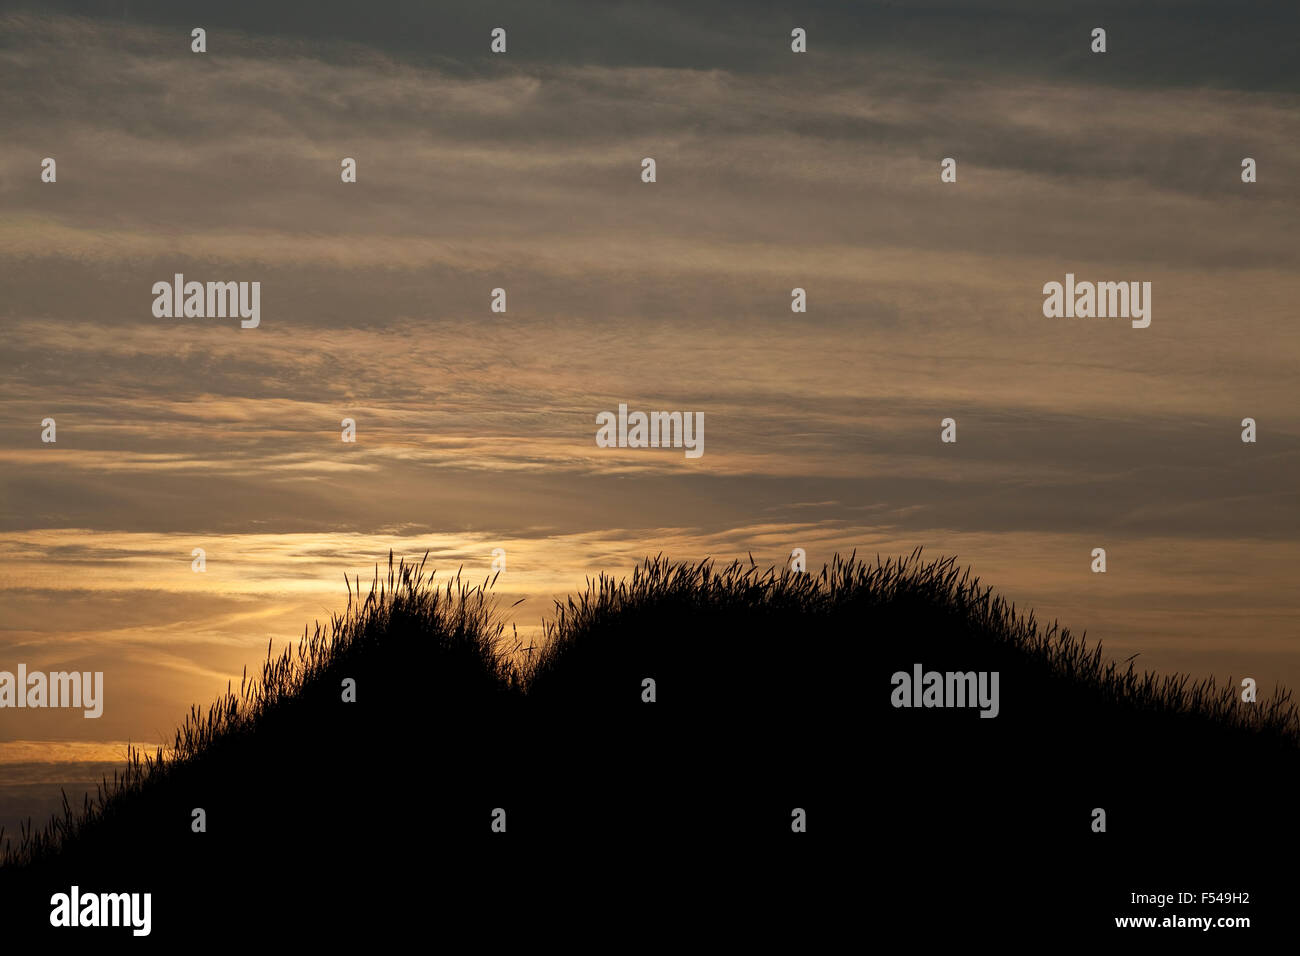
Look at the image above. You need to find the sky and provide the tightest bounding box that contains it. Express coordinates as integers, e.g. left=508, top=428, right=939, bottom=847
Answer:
left=1, top=1, right=1298, bottom=848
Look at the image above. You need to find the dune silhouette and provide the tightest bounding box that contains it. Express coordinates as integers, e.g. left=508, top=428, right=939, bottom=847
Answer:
left=2, top=550, right=1295, bottom=941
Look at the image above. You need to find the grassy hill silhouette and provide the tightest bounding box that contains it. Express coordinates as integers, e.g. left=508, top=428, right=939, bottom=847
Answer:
left=3, top=550, right=1296, bottom=941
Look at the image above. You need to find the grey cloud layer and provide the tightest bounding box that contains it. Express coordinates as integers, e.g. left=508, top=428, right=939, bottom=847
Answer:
left=3, top=13, right=1298, bottom=246
left=7, top=1, right=1297, bottom=89
left=0, top=9, right=1293, bottom=616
